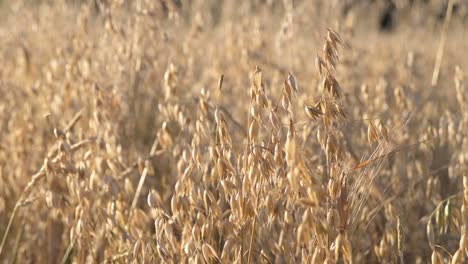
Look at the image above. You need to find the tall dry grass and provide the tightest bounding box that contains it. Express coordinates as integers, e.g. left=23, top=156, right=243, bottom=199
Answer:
left=0, top=0, right=467, bottom=263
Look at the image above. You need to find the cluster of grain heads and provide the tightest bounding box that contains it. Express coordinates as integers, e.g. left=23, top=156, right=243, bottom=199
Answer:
left=129, top=29, right=360, bottom=263
left=367, top=121, right=389, bottom=145
left=446, top=175, right=468, bottom=264
left=309, top=29, right=354, bottom=263
left=426, top=173, right=468, bottom=264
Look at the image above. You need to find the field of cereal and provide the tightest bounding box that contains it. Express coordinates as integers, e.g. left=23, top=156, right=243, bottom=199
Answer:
left=0, top=1, right=467, bottom=263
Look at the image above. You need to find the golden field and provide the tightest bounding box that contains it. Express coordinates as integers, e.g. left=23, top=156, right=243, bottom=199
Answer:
left=0, top=0, right=467, bottom=263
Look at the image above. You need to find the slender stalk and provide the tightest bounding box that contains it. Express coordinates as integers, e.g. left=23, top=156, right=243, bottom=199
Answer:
left=431, top=0, right=455, bottom=86
left=247, top=194, right=260, bottom=264
left=61, top=240, right=75, bottom=264
left=0, top=205, right=19, bottom=257
left=130, top=167, right=149, bottom=214
left=11, top=223, right=24, bottom=264
left=0, top=167, right=46, bottom=258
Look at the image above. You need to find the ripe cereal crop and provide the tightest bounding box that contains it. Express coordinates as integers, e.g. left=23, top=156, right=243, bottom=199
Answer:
left=0, top=1, right=467, bottom=263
